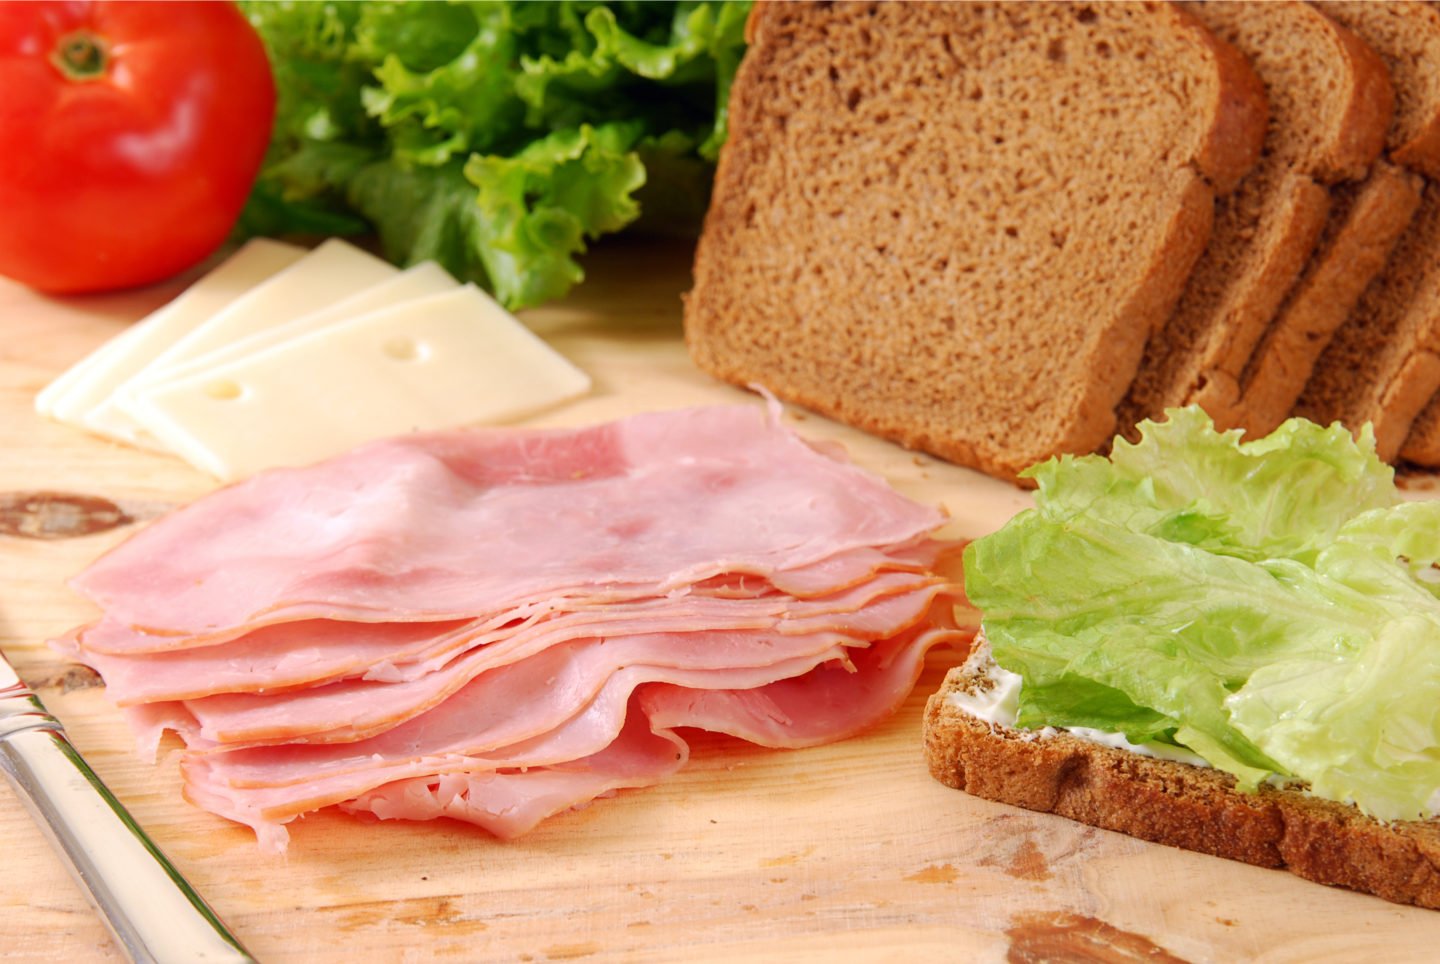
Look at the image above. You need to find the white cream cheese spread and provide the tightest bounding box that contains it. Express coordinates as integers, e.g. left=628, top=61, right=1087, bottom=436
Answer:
left=948, top=635, right=1209, bottom=768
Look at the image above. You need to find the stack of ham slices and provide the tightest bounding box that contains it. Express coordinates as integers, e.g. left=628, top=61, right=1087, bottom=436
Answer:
left=55, top=402, right=968, bottom=852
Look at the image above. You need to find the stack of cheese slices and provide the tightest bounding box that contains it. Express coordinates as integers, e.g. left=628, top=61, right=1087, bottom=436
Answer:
left=35, top=238, right=590, bottom=481
left=684, top=0, right=1440, bottom=481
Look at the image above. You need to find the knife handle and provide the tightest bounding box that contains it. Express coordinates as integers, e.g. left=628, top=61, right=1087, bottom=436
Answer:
left=0, top=686, right=254, bottom=964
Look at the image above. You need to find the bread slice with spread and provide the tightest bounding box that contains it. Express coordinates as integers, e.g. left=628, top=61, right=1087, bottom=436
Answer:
left=925, top=408, right=1440, bottom=911
left=924, top=639, right=1440, bottom=910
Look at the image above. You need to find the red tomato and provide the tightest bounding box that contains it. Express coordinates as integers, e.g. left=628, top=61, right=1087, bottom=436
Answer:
left=0, top=1, right=275, bottom=293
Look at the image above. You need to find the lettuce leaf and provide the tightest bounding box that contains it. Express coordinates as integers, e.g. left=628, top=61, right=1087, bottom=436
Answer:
left=237, top=0, right=750, bottom=309
left=966, top=408, right=1440, bottom=820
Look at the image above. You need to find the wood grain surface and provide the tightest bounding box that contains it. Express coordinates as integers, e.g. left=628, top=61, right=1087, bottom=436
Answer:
left=2, top=239, right=1439, bottom=962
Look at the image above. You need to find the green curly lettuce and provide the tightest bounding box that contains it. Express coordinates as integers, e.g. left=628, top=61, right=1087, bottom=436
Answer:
left=236, top=0, right=750, bottom=309
left=966, top=407, right=1440, bottom=821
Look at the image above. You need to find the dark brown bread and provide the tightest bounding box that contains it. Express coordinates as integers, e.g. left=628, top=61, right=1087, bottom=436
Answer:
left=1297, top=181, right=1440, bottom=461
left=1226, top=165, right=1423, bottom=436
left=1316, top=1, right=1440, bottom=180
left=1287, top=3, right=1440, bottom=462
left=1229, top=1, right=1440, bottom=438
left=1404, top=392, right=1440, bottom=464
left=923, top=653, right=1440, bottom=910
left=1393, top=0, right=1440, bottom=465
left=1393, top=247, right=1440, bottom=465
left=1117, top=0, right=1393, bottom=436
left=685, top=1, right=1266, bottom=481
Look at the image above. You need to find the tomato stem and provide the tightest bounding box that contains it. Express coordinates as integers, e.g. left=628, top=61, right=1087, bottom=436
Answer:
left=51, top=31, right=109, bottom=82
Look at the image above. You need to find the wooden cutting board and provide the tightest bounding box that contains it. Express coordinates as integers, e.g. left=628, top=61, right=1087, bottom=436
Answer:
left=3, top=239, right=1438, bottom=962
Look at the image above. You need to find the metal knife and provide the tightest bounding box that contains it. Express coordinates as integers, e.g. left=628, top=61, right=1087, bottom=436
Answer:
left=0, top=649, right=254, bottom=963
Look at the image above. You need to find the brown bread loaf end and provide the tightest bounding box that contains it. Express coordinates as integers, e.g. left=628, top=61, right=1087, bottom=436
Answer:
left=684, top=1, right=1266, bottom=481
left=923, top=653, right=1440, bottom=910
left=1117, top=0, right=1393, bottom=438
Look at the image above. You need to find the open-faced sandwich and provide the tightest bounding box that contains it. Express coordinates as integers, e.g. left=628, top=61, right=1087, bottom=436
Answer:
left=926, top=407, right=1440, bottom=909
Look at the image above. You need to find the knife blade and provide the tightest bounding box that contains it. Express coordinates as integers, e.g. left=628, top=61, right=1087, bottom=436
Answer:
left=0, top=648, right=254, bottom=963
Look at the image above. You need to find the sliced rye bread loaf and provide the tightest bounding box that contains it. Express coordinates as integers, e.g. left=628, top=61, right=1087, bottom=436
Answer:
left=923, top=645, right=1440, bottom=910
left=1232, top=1, right=1440, bottom=438
left=1292, top=6, right=1440, bottom=462
left=1116, top=0, right=1393, bottom=439
left=1297, top=180, right=1440, bottom=461
left=684, top=1, right=1266, bottom=481
left=1225, top=164, right=1423, bottom=437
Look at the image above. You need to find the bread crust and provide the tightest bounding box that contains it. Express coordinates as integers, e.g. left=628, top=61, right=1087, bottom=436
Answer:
left=1170, top=3, right=1268, bottom=193
left=1402, top=389, right=1440, bottom=465
left=1314, top=5, right=1401, bottom=182
left=1376, top=349, right=1440, bottom=460
left=1182, top=174, right=1331, bottom=416
left=1395, top=122, right=1440, bottom=182
left=923, top=663, right=1440, bottom=910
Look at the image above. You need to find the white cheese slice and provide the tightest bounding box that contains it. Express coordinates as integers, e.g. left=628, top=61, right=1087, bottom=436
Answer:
left=35, top=238, right=306, bottom=435
left=98, top=238, right=398, bottom=445
left=124, top=284, right=592, bottom=481
left=35, top=329, right=130, bottom=419
left=144, top=261, right=459, bottom=384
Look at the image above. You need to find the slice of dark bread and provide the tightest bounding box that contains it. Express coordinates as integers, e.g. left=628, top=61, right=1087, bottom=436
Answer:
left=1316, top=1, right=1440, bottom=181
left=923, top=647, right=1440, bottom=910
left=1403, top=390, right=1440, bottom=464
left=1117, top=0, right=1393, bottom=437
left=1225, top=1, right=1440, bottom=438
left=1287, top=3, right=1440, bottom=463
left=1297, top=182, right=1440, bottom=461
left=1224, top=163, right=1423, bottom=436
left=1393, top=0, right=1440, bottom=465
left=684, top=1, right=1267, bottom=481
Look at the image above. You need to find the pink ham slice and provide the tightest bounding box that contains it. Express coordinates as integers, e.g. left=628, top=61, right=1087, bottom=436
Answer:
left=156, top=582, right=950, bottom=748
left=77, top=568, right=946, bottom=707
left=337, top=710, right=692, bottom=842
left=56, top=401, right=968, bottom=852
left=182, top=621, right=959, bottom=817
left=72, top=535, right=957, bottom=664
left=179, top=649, right=858, bottom=842
left=188, top=706, right=693, bottom=852
left=182, top=621, right=965, bottom=852
left=71, top=404, right=946, bottom=646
